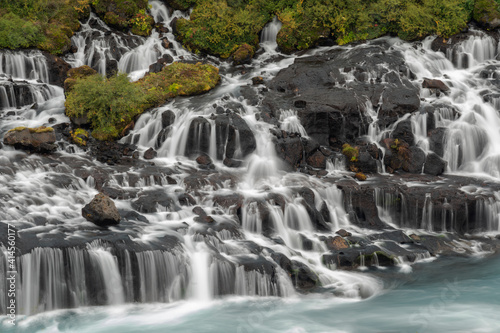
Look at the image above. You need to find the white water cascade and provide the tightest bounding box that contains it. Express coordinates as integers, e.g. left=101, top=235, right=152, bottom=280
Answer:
left=3, top=3, right=500, bottom=321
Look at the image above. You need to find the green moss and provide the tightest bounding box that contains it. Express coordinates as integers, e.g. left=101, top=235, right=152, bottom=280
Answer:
left=7, top=127, right=27, bottom=133
left=30, top=126, right=54, bottom=133
left=165, top=0, right=198, bottom=11
left=0, top=0, right=83, bottom=54
left=474, top=0, right=500, bottom=28
left=175, top=0, right=269, bottom=58
left=139, top=62, right=220, bottom=107
left=0, top=12, right=45, bottom=49
left=232, top=43, right=254, bottom=64
left=65, top=62, right=219, bottom=141
left=71, top=128, right=89, bottom=146
left=65, top=66, right=98, bottom=93
left=342, top=144, right=359, bottom=162
left=355, top=172, right=367, bottom=181
left=92, top=0, right=154, bottom=36
left=65, top=73, right=146, bottom=141
left=8, top=126, right=54, bottom=133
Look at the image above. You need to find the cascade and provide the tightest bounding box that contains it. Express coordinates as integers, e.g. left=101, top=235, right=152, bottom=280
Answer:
left=0, top=50, right=49, bottom=82
left=260, top=16, right=282, bottom=53
left=2, top=2, right=500, bottom=321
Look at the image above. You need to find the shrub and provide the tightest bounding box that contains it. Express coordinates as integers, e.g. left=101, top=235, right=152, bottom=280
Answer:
left=65, top=62, right=220, bottom=141
left=474, top=0, right=500, bottom=29
left=0, top=13, right=44, bottom=49
left=175, top=0, right=269, bottom=58
left=65, top=73, right=147, bottom=140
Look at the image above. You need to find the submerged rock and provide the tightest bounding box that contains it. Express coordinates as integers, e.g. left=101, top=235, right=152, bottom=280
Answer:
left=82, top=193, right=120, bottom=226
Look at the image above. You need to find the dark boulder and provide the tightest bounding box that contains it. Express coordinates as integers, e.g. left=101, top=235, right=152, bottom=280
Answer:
left=290, top=260, right=320, bottom=290
left=428, top=127, right=447, bottom=157
left=148, top=54, right=174, bottom=73
left=392, top=119, right=414, bottom=146
left=82, top=193, right=120, bottom=226
left=325, top=236, right=349, bottom=250
left=424, top=152, right=447, bottom=176
left=422, top=78, right=450, bottom=92
left=251, top=76, right=264, bottom=85
left=131, top=189, right=177, bottom=213
left=263, top=44, right=419, bottom=148
left=196, top=154, right=213, bottom=165
left=192, top=206, right=215, bottom=223
left=403, top=146, right=426, bottom=173
left=223, top=157, right=243, bottom=168
left=162, top=110, right=176, bottom=128
left=186, top=117, right=211, bottom=156
left=274, top=135, right=303, bottom=171
left=214, top=113, right=256, bottom=160
left=306, top=150, right=327, bottom=169
left=143, top=147, right=157, bottom=160
left=336, top=229, right=352, bottom=237
left=43, top=52, right=71, bottom=87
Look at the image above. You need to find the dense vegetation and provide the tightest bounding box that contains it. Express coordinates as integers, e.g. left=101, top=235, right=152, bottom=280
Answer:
left=65, top=63, right=220, bottom=140
left=174, top=0, right=500, bottom=55
left=0, top=0, right=153, bottom=54
left=1, top=0, right=499, bottom=56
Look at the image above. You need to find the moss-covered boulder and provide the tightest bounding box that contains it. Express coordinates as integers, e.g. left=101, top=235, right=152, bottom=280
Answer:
left=3, top=126, right=57, bottom=153
left=473, top=0, right=500, bottom=29
left=231, top=43, right=254, bottom=65
left=65, top=62, right=219, bottom=141
left=71, top=128, right=89, bottom=146
left=139, top=62, right=220, bottom=107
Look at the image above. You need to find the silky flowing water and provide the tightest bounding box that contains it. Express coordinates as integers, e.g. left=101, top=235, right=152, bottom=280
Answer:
left=1, top=1, right=500, bottom=332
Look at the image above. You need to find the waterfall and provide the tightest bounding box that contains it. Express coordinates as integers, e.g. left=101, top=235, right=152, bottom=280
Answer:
left=0, top=50, right=49, bottom=83
left=3, top=3, right=500, bottom=320
left=260, top=16, right=282, bottom=53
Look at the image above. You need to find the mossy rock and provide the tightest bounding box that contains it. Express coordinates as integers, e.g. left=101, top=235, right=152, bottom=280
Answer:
left=342, top=143, right=359, bottom=162
left=355, top=172, right=367, bottom=181
left=4, top=126, right=57, bottom=152
left=71, top=128, right=89, bottom=146
left=231, top=43, right=254, bottom=65
left=8, top=126, right=54, bottom=134
left=473, top=0, right=500, bottom=29
left=65, top=62, right=219, bottom=141
left=139, top=61, right=220, bottom=107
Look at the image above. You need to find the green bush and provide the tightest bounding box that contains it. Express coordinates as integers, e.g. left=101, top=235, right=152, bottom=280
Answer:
left=474, top=0, right=500, bottom=28
left=92, top=0, right=154, bottom=36
left=65, top=73, right=147, bottom=140
left=175, top=0, right=269, bottom=58
left=0, top=13, right=44, bottom=49
left=65, top=63, right=220, bottom=140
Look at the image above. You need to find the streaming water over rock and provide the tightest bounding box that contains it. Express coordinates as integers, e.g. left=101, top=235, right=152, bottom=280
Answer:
left=1, top=2, right=500, bottom=327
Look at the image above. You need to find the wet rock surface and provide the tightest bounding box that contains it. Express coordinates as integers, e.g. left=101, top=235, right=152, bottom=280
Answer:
left=82, top=193, right=121, bottom=226
left=263, top=43, right=419, bottom=148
